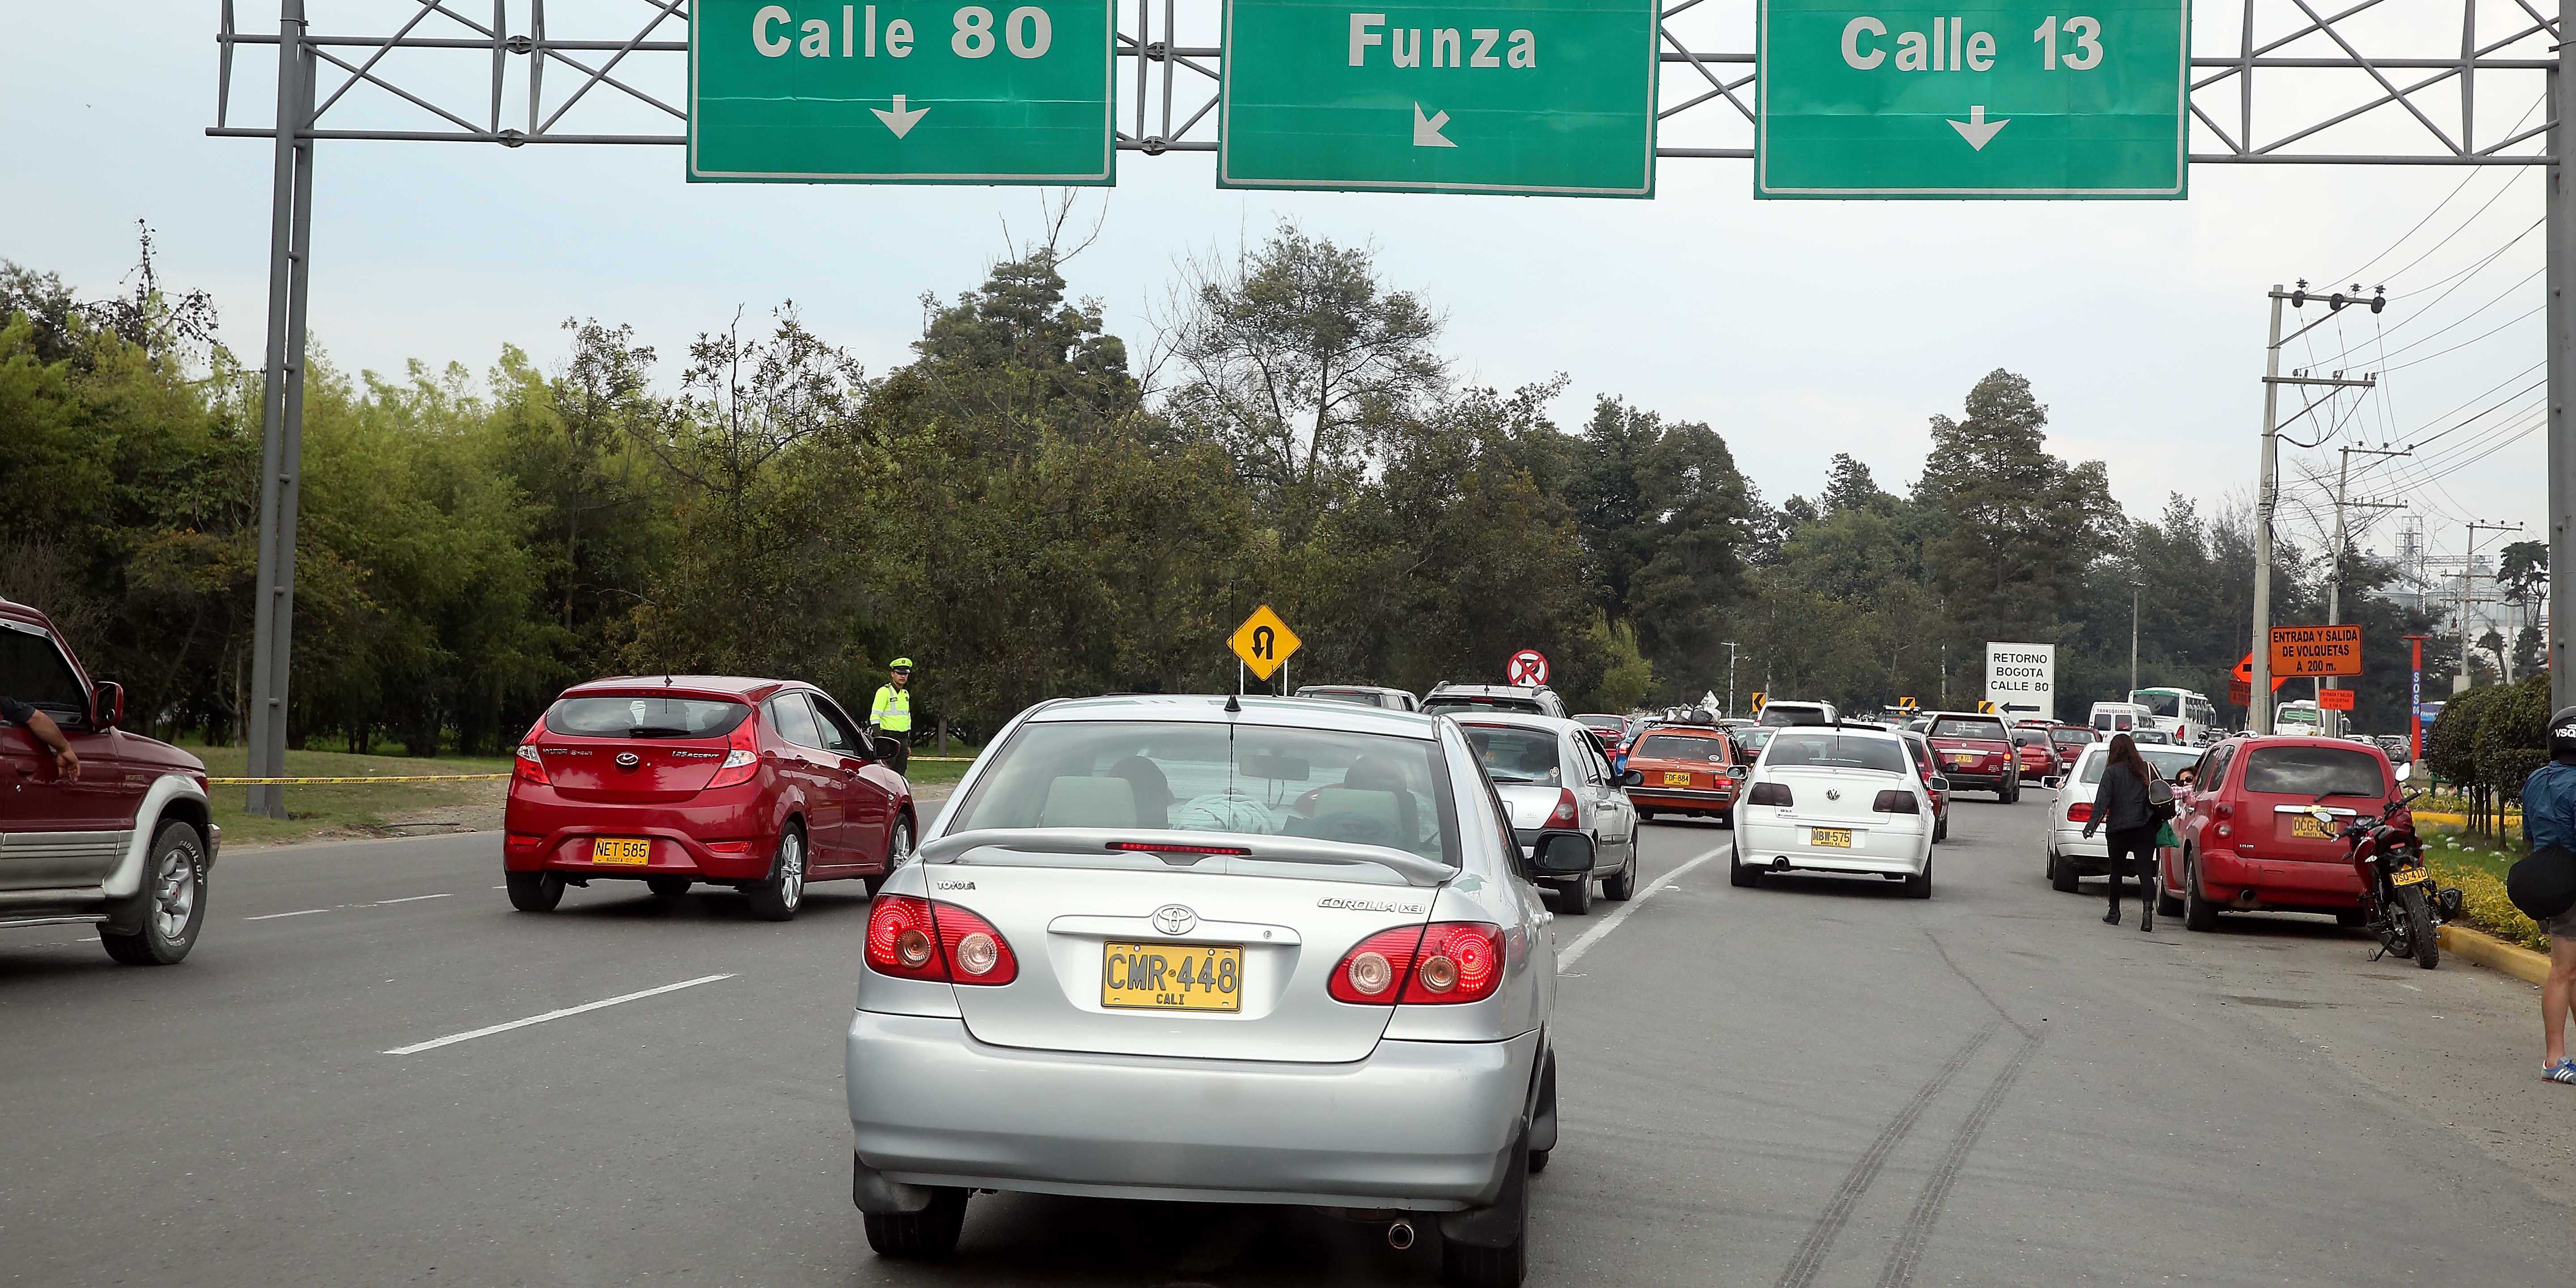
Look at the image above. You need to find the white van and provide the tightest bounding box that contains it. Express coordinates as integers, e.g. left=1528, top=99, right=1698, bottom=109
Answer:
left=2089, top=701, right=2149, bottom=735
left=1756, top=700, right=1839, bottom=728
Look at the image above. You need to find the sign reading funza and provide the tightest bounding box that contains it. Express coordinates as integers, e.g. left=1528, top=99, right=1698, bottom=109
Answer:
left=690, top=0, right=1116, bottom=184
left=1219, top=0, right=1660, bottom=196
left=1755, top=0, right=2187, bottom=198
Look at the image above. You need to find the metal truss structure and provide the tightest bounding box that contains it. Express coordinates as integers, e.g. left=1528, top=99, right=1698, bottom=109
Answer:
left=210, top=0, right=2576, bottom=807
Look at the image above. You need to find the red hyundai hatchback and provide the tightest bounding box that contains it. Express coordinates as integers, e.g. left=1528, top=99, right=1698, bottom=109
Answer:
left=503, top=676, right=915, bottom=921
left=2160, top=734, right=2391, bottom=930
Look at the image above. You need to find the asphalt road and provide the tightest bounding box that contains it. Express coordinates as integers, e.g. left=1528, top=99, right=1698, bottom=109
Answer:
left=2, top=796, right=2569, bottom=1286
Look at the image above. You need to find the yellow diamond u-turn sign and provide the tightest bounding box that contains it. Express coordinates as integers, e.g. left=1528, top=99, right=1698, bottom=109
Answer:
left=1230, top=605, right=1301, bottom=681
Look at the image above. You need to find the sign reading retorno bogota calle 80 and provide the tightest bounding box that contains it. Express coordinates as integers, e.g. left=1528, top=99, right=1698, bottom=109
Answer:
left=1755, top=0, right=2188, bottom=198
left=690, top=0, right=1116, bottom=184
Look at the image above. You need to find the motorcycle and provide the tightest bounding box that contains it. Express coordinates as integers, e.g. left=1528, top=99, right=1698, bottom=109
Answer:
left=2320, top=766, right=2463, bottom=969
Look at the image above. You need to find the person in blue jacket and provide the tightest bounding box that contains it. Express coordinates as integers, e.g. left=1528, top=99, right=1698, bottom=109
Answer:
left=2520, top=706, right=2576, bottom=1085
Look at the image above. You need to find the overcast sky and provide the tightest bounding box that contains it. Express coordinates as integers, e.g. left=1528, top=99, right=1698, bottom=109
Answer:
left=3, top=1, right=2551, bottom=577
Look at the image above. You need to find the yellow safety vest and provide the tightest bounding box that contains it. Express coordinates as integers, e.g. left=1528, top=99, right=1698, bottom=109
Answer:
left=870, top=684, right=913, bottom=733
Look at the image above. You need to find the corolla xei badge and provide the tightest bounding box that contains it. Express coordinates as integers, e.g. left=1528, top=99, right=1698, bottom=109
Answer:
left=1151, top=904, right=1197, bottom=936
left=615, top=751, right=641, bottom=770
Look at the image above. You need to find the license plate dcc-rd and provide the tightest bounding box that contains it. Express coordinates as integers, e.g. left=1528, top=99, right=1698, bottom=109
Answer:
left=1102, top=941, right=1243, bottom=1013
left=2291, top=815, right=2335, bottom=839
left=591, top=837, right=650, bottom=865
left=1811, top=827, right=1853, bottom=848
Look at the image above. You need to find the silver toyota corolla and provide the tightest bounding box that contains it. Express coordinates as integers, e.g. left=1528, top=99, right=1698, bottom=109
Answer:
left=844, top=695, right=1584, bottom=1287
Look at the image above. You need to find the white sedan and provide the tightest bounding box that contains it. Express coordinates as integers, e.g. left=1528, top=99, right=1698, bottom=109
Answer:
left=1731, top=725, right=1941, bottom=897
left=2042, top=742, right=2206, bottom=892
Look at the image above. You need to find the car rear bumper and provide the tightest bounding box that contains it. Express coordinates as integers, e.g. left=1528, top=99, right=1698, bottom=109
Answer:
left=1738, top=817, right=1927, bottom=874
left=1937, top=769, right=2012, bottom=789
left=501, top=788, right=779, bottom=880
left=1627, top=787, right=1734, bottom=811
left=2196, top=850, right=2366, bottom=910
left=845, top=1010, right=1539, bottom=1210
left=2051, top=826, right=2108, bottom=869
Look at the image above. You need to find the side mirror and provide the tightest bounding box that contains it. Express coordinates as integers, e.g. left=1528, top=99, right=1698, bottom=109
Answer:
left=870, top=733, right=904, bottom=762
left=2394, top=761, right=2414, bottom=784
left=89, top=681, right=124, bottom=731
left=2041, top=775, right=2062, bottom=789
left=1929, top=775, right=1952, bottom=794
left=1726, top=764, right=1750, bottom=780
left=1529, top=831, right=1595, bottom=876
left=1619, top=768, right=1643, bottom=787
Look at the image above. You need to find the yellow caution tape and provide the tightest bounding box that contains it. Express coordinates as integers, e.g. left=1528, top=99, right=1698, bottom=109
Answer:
left=206, top=774, right=510, bottom=785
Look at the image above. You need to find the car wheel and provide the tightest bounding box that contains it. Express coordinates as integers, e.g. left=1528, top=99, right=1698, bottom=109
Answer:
left=862, top=1187, right=969, bottom=1259
left=2157, top=858, right=2185, bottom=917
left=2334, top=908, right=2366, bottom=928
left=1903, top=855, right=1932, bottom=899
left=1602, top=852, right=1637, bottom=902
left=2182, top=852, right=2219, bottom=932
left=504, top=870, right=564, bottom=913
left=1729, top=852, right=1758, bottom=888
left=744, top=826, right=806, bottom=922
left=1636, top=809, right=1656, bottom=822
left=1718, top=808, right=1735, bottom=830
left=1441, top=1128, right=1530, bottom=1288
left=646, top=877, right=693, bottom=897
left=1527, top=1052, right=1557, bottom=1174
left=100, top=822, right=207, bottom=966
left=1556, top=873, right=1593, bottom=915
left=2049, top=849, right=2079, bottom=894
left=2000, top=779, right=2019, bottom=805
left=1931, top=813, right=1945, bottom=843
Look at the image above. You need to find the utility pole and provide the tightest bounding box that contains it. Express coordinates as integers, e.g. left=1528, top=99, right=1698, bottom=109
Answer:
left=2553, top=45, right=2576, bottom=717
left=2323, top=445, right=2410, bottom=734
left=243, top=0, right=314, bottom=819
left=1722, top=641, right=1739, bottom=717
left=1939, top=643, right=1947, bottom=708
left=2128, top=581, right=2144, bottom=697
left=2458, top=520, right=2524, bottom=691
left=2251, top=281, right=2381, bottom=735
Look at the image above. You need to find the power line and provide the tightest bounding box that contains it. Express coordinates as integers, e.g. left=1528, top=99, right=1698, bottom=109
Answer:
left=2338, top=93, right=2546, bottom=285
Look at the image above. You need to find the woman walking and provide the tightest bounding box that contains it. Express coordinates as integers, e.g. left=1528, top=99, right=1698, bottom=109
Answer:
left=2081, top=733, right=2163, bottom=931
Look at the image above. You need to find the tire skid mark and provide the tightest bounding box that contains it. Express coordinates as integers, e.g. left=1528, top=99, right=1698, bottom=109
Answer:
left=1773, top=1021, right=2000, bottom=1288
left=1874, top=1034, right=2046, bottom=1288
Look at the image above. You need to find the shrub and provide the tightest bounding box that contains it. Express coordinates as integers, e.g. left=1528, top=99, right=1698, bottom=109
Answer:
left=2429, top=853, right=2548, bottom=953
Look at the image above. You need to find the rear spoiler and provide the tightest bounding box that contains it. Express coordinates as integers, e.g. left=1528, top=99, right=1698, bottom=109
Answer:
left=915, top=827, right=1460, bottom=888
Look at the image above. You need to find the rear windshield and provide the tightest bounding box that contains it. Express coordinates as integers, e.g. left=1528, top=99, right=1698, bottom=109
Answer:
left=547, top=695, right=750, bottom=739
left=1737, top=728, right=1775, bottom=751
left=2011, top=729, right=2051, bottom=747
left=1576, top=715, right=1625, bottom=733
left=1425, top=694, right=1543, bottom=715
left=2137, top=692, right=2182, bottom=717
left=1460, top=726, right=1563, bottom=786
left=1301, top=689, right=1381, bottom=708
left=1930, top=717, right=2008, bottom=741
left=2242, top=746, right=2385, bottom=799
left=2050, top=727, right=2093, bottom=746
left=1763, top=732, right=1907, bottom=774
left=2080, top=748, right=2203, bottom=784
left=1758, top=704, right=1830, bottom=727
left=1635, top=733, right=1727, bottom=763
left=945, top=720, right=1456, bottom=863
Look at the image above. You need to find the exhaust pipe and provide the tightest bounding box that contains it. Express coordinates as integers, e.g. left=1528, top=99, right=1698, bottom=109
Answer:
left=1772, top=857, right=1792, bottom=870
left=1386, top=1220, right=1415, bottom=1251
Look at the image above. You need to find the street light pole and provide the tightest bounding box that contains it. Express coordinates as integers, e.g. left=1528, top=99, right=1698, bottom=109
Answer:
left=2129, top=582, right=2143, bottom=697
left=1723, top=641, right=1739, bottom=717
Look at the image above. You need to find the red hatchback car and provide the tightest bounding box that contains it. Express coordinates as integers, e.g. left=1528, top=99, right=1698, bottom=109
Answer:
left=1622, top=723, right=1745, bottom=825
left=503, top=677, right=915, bottom=921
left=2161, top=735, right=2392, bottom=930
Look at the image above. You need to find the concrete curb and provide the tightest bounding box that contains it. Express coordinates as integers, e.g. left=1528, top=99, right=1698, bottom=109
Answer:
left=2439, top=924, right=2552, bottom=987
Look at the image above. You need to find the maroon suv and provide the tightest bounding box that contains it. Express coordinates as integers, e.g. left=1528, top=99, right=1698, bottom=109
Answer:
left=0, top=598, right=220, bottom=964
left=503, top=676, right=917, bottom=920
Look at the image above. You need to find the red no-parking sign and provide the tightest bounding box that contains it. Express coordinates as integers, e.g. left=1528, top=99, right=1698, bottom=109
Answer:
left=1506, top=649, right=1550, bottom=686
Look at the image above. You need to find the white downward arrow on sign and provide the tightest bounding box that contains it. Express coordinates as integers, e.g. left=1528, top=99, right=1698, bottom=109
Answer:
left=1412, top=103, right=1456, bottom=148
left=1948, top=105, right=2008, bottom=150
left=873, top=94, right=929, bottom=139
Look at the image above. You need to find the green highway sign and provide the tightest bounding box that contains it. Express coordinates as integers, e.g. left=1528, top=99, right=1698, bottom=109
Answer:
left=1754, top=0, right=2188, bottom=198
left=1217, top=0, right=1660, bottom=196
left=689, top=0, right=1115, bottom=184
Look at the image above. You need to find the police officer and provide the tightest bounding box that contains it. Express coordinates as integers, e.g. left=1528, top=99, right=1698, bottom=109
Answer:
left=867, top=659, right=914, bottom=776
left=2522, top=706, right=2576, bottom=1085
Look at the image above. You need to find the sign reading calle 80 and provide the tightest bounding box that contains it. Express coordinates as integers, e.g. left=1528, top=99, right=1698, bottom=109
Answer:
left=1756, top=0, right=2188, bottom=198
left=690, top=0, right=1116, bottom=184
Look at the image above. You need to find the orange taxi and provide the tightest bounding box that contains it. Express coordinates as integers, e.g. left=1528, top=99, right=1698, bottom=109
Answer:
left=1621, top=722, right=1746, bottom=826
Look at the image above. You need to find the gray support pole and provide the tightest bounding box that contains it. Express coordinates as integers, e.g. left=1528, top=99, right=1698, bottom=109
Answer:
left=2250, top=287, right=2286, bottom=735
left=244, top=2, right=310, bottom=818
left=2551, top=50, right=2575, bottom=715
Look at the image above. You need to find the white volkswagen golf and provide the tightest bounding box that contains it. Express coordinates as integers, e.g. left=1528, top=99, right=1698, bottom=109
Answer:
left=1731, top=724, right=1941, bottom=896
left=844, top=695, right=1584, bottom=1287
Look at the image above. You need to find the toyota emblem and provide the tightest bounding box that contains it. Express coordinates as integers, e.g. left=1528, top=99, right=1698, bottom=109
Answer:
left=1151, top=904, right=1197, bottom=936
left=615, top=751, right=641, bottom=769
left=1825, top=787, right=1841, bottom=801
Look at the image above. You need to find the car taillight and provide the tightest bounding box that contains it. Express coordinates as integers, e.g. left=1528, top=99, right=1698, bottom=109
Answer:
left=2067, top=802, right=2093, bottom=823
left=864, top=895, right=1018, bottom=985
left=1544, top=789, right=1579, bottom=828
left=704, top=718, right=761, bottom=789
left=1872, top=790, right=1918, bottom=813
left=1328, top=922, right=1505, bottom=1005
left=1747, top=781, right=1792, bottom=806
left=513, top=744, right=550, bottom=786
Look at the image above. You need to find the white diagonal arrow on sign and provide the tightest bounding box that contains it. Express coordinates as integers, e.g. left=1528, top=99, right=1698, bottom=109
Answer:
left=1948, top=106, right=2008, bottom=151
left=873, top=94, right=929, bottom=139
left=1412, top=103, right=1456, bottom=148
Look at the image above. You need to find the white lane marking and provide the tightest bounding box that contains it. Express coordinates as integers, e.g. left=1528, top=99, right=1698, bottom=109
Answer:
left=383, top=974, right=737, bottom=1056
left=245, top=893, right=458, bottom=921
left=374, top=894, right=451, bottom=905
left=1557, top=841, right=1729, bottom=973
left=244, top=908, right=332, bottom=921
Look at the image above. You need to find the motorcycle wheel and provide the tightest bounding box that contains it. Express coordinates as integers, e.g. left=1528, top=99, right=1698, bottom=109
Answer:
left=2401, top=886, right=2439, bottom=970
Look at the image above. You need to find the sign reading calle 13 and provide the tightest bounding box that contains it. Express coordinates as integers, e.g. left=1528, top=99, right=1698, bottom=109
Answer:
left=689, top=0, right=1117, bottom=184
left=1218, top=0, right=1661, bottom=196
left=1754, top=0, right=2189, bottom=198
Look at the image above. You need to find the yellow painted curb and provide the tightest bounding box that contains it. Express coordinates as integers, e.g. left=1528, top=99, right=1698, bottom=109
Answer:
left=2438, top=924, right=2553, bottom=987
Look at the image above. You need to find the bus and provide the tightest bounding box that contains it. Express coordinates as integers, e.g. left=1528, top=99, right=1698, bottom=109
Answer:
left=2275, top=699, right=2322, bottom=733
left=2128, top=687, right=2217, bottom=744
